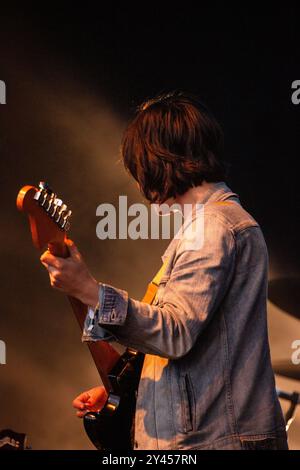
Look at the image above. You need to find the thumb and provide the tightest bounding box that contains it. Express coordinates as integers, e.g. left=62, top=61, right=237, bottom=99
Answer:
left=66, top=239, right=81, bottom=260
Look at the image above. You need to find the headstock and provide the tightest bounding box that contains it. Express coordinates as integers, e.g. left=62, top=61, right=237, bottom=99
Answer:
left=17, top=182, right=72, bottom=251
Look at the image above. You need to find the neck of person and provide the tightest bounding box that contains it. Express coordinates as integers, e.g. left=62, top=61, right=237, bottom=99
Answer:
left=174, top=181, right=216, bottom=212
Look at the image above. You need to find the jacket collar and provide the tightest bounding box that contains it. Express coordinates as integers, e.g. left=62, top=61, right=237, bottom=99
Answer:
left=161, top=182, right=239, bottom=262
left=195, top=181, right=239, bottom=205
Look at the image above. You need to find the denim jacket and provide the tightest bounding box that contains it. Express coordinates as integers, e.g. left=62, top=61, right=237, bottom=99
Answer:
left=82, top=182, right=287, bottom=450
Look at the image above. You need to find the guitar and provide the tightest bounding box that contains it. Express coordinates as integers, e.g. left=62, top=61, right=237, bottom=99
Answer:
left=17, top=182, right=144, bottom=450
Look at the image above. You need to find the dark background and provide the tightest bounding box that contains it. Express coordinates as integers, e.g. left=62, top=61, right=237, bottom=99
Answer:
left=0, top=5, right=299, bottom=449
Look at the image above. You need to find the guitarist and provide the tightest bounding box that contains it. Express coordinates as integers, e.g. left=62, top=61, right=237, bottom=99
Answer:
left=40, top=91, right=288, bottom=450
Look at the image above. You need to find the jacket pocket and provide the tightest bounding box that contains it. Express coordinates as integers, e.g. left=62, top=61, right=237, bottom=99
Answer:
left=240, top=435, right=288, bottom=450
left=180, top=374, right=194, bottom=433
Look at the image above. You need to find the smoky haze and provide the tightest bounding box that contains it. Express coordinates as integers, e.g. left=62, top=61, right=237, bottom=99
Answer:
left=0, top=34, right=168, bottom=450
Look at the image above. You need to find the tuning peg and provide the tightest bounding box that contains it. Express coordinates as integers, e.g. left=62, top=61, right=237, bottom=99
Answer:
left=61, top=210, right=72, bottom=230
left=40, top=190, right=49, bottom=207
left=49, top=198, right=62, bottom=218
left=45, top=193, right=56, bottom=212
left=56, top=204, right=68, bottom=226
left=32, top=182, right=71, bottom=232
left=34, top=190, right=42, bottom=202
left=34, top=184, right=48, bottom=203
left=53, top=200, right=64, bottom=222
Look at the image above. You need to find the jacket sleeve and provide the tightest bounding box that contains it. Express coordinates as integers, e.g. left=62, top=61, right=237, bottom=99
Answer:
left=83, top=214, right=236, bottom=359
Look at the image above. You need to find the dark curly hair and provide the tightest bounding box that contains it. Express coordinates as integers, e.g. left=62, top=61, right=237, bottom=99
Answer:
left=121, top=91, right=226, bottom=203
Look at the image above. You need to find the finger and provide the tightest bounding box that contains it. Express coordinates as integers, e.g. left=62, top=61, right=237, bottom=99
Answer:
left=72, top=393, right=90, bottom=409
left=48, top=266, right=59, bottom=275
left=40, top=252, right=62, bottom=269
left=76, top=411, right=86, bottom=418
left=41, top=265, right=62, bottom=288
left=50, top=277, right=63, bottom=290
left=73, top=401, right=86, bottom=411
left=48, top=268, right=61, bottom=283
left=72, top=400, right=85, bottom=410
left=41, top=263, right=59, bottom=279
left=66, top=239, right=81, bottom=260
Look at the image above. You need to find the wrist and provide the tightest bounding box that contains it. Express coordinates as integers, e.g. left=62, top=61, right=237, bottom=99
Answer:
left=79, top=277, right=99, bottom=308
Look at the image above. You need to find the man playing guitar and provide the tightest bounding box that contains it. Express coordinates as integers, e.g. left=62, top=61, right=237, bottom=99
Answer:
left=40, top=91, right=288, bottom=450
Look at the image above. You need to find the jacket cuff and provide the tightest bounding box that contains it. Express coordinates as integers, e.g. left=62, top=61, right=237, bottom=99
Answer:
left=96, top=283, right=129, bottom=326
left=81, top=289, right=117, bottom=342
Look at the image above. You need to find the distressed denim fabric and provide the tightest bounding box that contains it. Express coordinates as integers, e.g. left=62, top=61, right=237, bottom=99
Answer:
left=82, top=182, right=287, bottom=450
left=82, top=306, right=115, bottom=342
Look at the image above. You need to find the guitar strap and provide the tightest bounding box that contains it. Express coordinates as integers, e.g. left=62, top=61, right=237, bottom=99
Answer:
left=141, top=260, right=169, bottom=304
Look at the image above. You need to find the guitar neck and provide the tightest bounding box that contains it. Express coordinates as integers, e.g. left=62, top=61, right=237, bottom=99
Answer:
left=48, top=241, right=120, bottom=392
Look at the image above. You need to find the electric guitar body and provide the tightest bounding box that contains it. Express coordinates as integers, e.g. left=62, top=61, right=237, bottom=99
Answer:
left=84, top=348, right=144, bottom=450
left=17, top=182, right=144, bottom=450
